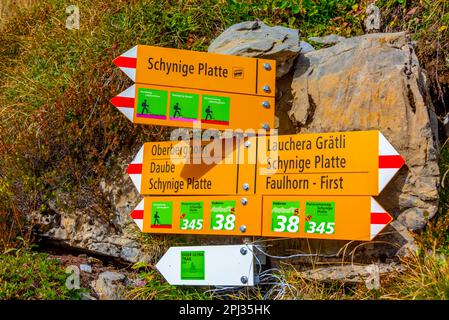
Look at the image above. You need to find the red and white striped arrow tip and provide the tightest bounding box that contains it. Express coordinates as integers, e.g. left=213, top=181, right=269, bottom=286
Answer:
left=378, top=132, right=405, bottom=193
left=127, top=145, right=144, bottom=193
left=130, top=199, right=144, bottom=231
left=113, top=46, right=137, bottom=81
left=370, top=197, right=393, bottom=240
left=110, top=85, right=135, bottom=122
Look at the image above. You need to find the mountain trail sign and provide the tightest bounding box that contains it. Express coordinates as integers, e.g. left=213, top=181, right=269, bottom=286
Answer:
left=130, top=195, right=263, bottom=236
left=255, top=130, right=405, bottom=196
left=156, top=244, right=255, bottom=286
left=127, top=130, right=404, bottom=196
left=261, top=196, right=392, bottom=241
left=111, top=45, right=276, bottom=131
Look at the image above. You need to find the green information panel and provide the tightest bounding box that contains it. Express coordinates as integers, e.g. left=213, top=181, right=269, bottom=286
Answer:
left=180, top=251, right=205, bottom=280
left=151, top=201, right=173, bottom=228
left=180, top=201, right=204, bottom=230
left=210, top=200, right=236, bottom=231
left=136, top=88, right=168, bottom=119
left=169, top=92, right=199, bottom=122
left=305, top=201, right=335, bottom=234
left=201, top=95, right=230, bottom=125
left=271, top=201, right=300, bottom=233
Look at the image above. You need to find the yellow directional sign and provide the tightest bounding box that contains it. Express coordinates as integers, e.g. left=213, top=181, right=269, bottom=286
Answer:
left=130, top=195, right=262, bottom=236
left=255, top=130, right=405, bottom=196
left=129, top=195, right=392, bottom=240
left=261, top=196, right=392, bottom=241
left=127, top=131, right=404, bottom=197
left=127, top=138, right=256, bottom=196
left=110, top=84, right=275, bottom=131
left=113, top=45, right=276, bottom=97
left=111, top=45, right=276, bottom=131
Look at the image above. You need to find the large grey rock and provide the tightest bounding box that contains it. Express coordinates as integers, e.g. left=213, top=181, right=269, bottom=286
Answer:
left=30, top=158, right=147, bottom=263
left=208, top=20, right=301, bottom=78
left=91, top=271, right=127, bottom=300
left=308, top=34, right=346, bottom=45
left=289, top=32, right=439, bottom=249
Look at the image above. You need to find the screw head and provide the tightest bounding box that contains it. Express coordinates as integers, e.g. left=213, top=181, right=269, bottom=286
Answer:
left=239, top=225, right=247, bottom=233
left=262, top=101, right=270, bottom=108
left=241, top=197, right=248, bottom=205
left=244, top=141, right=251, bottom=148
left=262, top=123, right=270, bottom=130
left=262, top=85, right=271, bottom=93
left=240, top=247, right=248, bottom=255
left=242, top=183, right=250, bottom=191
left=240, top=276, right=248, bottom=284
left=263, top=63, right=271, bottom=71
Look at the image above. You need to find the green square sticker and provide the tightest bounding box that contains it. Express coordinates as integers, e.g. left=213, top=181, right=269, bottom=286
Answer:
left=136, top=88, right=168, bottom=119
left=271, top=201, right=300, bottom=233
left=201, top=95, right=230, bottom=125
left=180, top=251, right=205, bottom=280
left=169, top=92, right=199, bottom=122
left=305, top=201, right=335, bottom=234
left=151, top=201, right=173, bottom=229
left=180, top=201, right=204, bottom=230
left=210, top=200, right=236, bottom=231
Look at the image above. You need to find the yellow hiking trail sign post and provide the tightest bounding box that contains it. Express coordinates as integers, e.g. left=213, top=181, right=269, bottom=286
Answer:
left=126, top=130, right=404, bottom=240
left=111, top=45, right=276, bottom=131
left=110, top=84, right=275, bottom=131
left=130, top=195, right=262, bottom=237
left=126, top=138, right=256, bottom=196
left=129, top=195, right=392, bottom=240
left=127, top=131, right=404, bottom=196
left=261, top=196, right=392, bottom=241
left=254, top=130, right=405, bottom=196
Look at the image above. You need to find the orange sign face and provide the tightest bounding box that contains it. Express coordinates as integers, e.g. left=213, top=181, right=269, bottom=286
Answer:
left=127, top=131, right=405, bottom=196
left=114, top=45, right=276, bottom=97
left=110, top=84, right=275, bottom=131
left=261, top=196, right=392, bottom=241
left=130, top=195, right=262, bottom=236
left=255, top=131, right=405, bottom=196
left=128, top=138, right=257, bottom=196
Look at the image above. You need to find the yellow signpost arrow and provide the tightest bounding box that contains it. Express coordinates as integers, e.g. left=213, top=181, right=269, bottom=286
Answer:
left=255, top=130, right=405, bottom=196
left=110, top=84, right=275, bottom=131
left=113, top=45, right=276, bottom=96
left=130, top=195, right=262, bottom=236
left=261, top=196, right=392, bottom=241
left=127, top=131, right=404, bottom=197
left=111, top=45, right=276, bottom=131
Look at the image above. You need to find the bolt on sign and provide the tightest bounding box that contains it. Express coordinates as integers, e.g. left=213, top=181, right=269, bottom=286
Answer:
left=255, top=130, right=405, bottom=196
left=261, top=196, right=392, bottom=241
left=156, top=245, right=254, bottom=286
left=127, top=137, right=256, bottom=196
left=130, top=195, right=262, bottom=236
left=111, top=45, right=276, bottom=131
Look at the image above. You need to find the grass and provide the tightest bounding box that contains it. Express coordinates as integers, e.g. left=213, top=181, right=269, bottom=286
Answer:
left=0, top=247, right=85, bottom=300
left=126, top=262, right=212, bottom=300
left=0, top=0, right=448, bottom=299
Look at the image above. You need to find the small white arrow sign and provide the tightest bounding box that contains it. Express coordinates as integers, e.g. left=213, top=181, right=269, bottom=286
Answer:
left=156, top=245, right=255, bottom=286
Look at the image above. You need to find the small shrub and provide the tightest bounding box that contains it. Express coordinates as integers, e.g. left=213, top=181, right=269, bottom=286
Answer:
left=0, top=249, right=85, bottom=300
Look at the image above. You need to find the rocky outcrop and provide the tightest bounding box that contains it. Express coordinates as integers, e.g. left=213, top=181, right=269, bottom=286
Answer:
left=31, top=166, right=145, bottom=263
left=209, top=20, right=301, bottom=78
left=289, top=32, right=439, bottom=239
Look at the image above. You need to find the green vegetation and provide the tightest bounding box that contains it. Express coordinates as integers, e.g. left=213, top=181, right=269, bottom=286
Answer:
left=126, top=263, right=212, bottom=300
left=0, top=248, right=84, bottom=300
left=0, top=0, right=448, bottom=299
